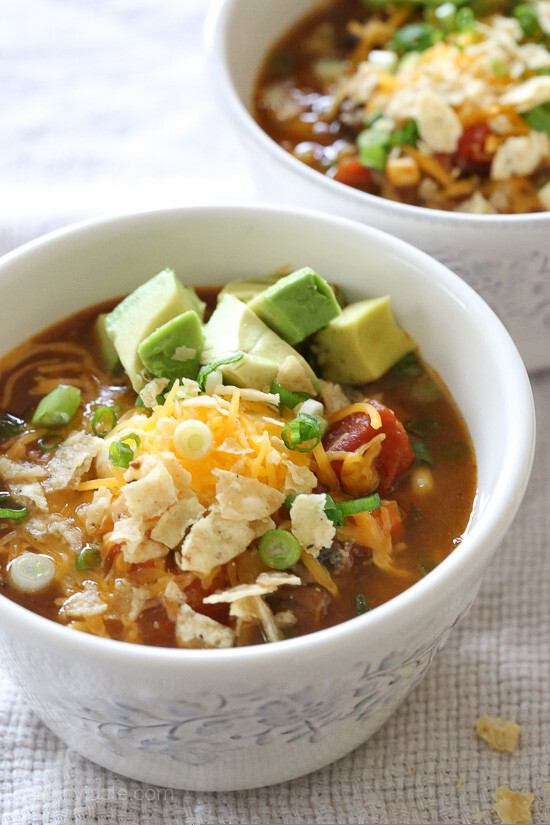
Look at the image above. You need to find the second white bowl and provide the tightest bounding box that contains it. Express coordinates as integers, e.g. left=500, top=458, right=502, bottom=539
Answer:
left=206, top=0, right=550, bottom=373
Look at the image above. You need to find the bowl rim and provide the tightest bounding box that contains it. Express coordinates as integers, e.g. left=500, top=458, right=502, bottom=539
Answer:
left=205, top=0, right=550, bottom=228
left=0, top=203, right=536, bottom=669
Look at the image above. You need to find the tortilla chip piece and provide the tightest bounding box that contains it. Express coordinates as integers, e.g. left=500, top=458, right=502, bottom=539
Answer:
left=476, top=715, right=520, bottom=752
left=493, top=786, right=534, bottom=825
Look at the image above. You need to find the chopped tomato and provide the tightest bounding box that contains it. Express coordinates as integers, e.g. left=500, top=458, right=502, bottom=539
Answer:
left=455, top=124, right=492, bottom=166
left=104, top=545, right=121, bottom=575
left=129, top=559, right=156, bottom=572
left=332, top=158, right=374, bottom=191
left=322, top=399, right=415, bottom=493
left=184, top=573, right=230, bottom=625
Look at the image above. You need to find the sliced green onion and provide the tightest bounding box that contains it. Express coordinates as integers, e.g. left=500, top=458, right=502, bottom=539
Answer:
left=406, top=416, right=438, bottom=438
left=76, top=544, right=101, bottom=571
left=417, top=557, right=438, bottom=577
left=32, top=384, right=81, bottom=428
left=513, top=3, right=541, bottom=36
left=391, top=23, right=439, bottom=54
left=391, top=119, right=419, bottom=147
left=109, top=433, right=141, bottom=469
left=284, top=493, right=298, bottom=511
left=91, top=405, right=120, bottom=438
left=197, top=352, right=244, bottom=392
left=393, top=351, right=424, bottom=378
left=281, top=412, right=327, bottom=453
left=0, top=492, right=28, bottom=521
left=297, top=398, right=324, bottom=418
left=286, top=492, right=381, bottom=524
left=357, top=126, right=391, bottom=170
left=356, top=592, right=370, bottom=615
left=410, top=378, right=442, bottom=403
left=440, top=440, right=470, bottom=461
left=522, top=104, right=550, bottom=135
left=270, top=381, right=312, bottom=414
left=0, top=412, right=25, bottom=442
left=135, top=396, right=152, bottom=411
left=490, top=59, right=508, bottom=78
left=411, top=440, right=432, bottom=464
left=367, top=50, right=398, bottom=72
left=434, top=2, right=457, bottom=32
left=324, top=494, right=346, bottom=526
left=339, top=494, right=381, bottom=516
left=8, top=552, right=55, bottom=592
left=37, top=433, right=63, bottom=452
left=409, top=502, right=422, bottom=520
left=365, top=111, right=385, bottom=127
left=269, top=48, right=296, bottom=77
left=258, top=529, right=301, bottom=570
left=173, top=420, right=213, bottom=460
left=454, top=6, right=476, bottom=31
left=0, top=504, right=29, bottom=521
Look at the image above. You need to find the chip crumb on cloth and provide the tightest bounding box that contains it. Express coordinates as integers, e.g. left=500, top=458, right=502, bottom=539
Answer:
left=476, top=715, right=521, bottom=752
left=493, top=786, right=535, bottom=825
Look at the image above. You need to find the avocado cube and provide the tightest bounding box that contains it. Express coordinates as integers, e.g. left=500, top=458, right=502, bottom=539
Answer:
left=93, top=313, right=120, bottom=372
left=202, top=294, right=319, bottom=393
left=104, top=269, right=205, bottom=391
left=311, top=296, right=416, bottom=384
left=247, top=267, right=341, bottom=345
left=138, top=311, right=203, bottom=381
left=218, top=272, right=283, bottom=304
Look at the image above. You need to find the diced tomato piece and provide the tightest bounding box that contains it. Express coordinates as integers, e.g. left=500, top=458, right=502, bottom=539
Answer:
left=455, top=124, right=492, bottom=166
left=183, top=574, right=230, bottom=625
left=129, top=559, right=156, bottom=572
left=104, top=545, right=121, bottom=575
left=322, top=399, right=415, bottom=493
left=332, top=158, right=374, bottom=191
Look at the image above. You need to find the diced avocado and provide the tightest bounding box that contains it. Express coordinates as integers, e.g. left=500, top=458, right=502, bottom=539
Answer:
left=247, top=267, right=341, bottom=345
left=202, top=294, right=319, bottom=393
left=218, top=272, right=283, bottom=304
left=104, top=269, right=205, bottom=391
left=93, top=313, right=120, bottom=372
left=311, top=296, right=416, bottom=384
left=138, top=311, right=203, bottom=381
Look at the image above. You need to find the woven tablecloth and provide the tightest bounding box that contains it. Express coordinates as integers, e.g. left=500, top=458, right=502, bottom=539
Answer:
left=1, top=2, right=549, bottom=823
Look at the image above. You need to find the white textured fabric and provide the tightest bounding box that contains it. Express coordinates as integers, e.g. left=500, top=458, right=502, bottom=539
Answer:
left=1, top=2, right=550, bottom=823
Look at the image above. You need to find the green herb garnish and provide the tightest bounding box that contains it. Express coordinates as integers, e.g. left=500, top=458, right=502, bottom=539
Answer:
left=0, top=412, right=25, bottom=442
left=270, top=381, right=313, bottom=414
left=522, top=104, right=550, bottom=135
left=76, top=544, right=101, bottom=571
left=411, top=440, right=432, bottom=464
left=37, top=433, right=63, bottom=452
left=281, top=412, right=327, bottom=453
left=32, top=385, right=81, bottom=428
left=91, top=405, right=120, bottom=438
left=258, top=529, right=301, bottom=570
left=417, top=558, right=438, bottom=576
left=405, top=416, right=438, bottom=438
left=197, top=352, right=245, bottom=392
left=108, top=433, right=141, bottom=469
left=0, top=494, right=28, bottom=521
left=356, top=593, right=370, bottom=615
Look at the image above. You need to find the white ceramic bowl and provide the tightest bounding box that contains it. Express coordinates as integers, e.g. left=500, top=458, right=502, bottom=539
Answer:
left=0, top=205, right=535, bottom=791
left=206, top=0, right=550, bottom=374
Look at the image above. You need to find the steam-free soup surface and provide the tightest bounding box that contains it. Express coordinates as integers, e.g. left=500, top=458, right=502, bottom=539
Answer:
left=254, top=0, right=550, bottom=213
left=0, top=285, right=476, bottom=647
